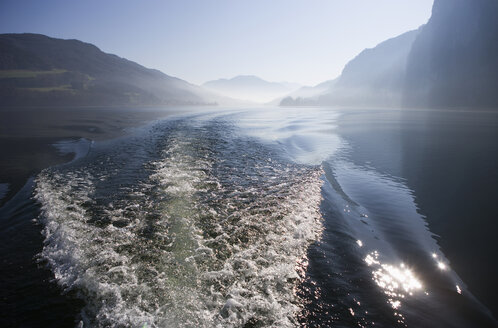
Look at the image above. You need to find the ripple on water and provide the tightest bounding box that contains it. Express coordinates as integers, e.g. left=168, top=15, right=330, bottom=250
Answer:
left=35, top=119, right=324, bottom=327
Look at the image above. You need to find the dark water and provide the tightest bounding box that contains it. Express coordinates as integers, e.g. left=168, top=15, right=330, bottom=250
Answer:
left=0, top=108, right=496, bottom=327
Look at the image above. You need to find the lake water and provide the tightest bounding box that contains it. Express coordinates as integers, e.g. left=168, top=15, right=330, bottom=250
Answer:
left=1, top=107, right=496, bottom=327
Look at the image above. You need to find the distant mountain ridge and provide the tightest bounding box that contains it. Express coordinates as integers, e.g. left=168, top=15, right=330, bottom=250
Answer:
left=280, top=30, right=419, bottom=107
left=0, top=33, right=222, bottom=107
left=203, top=75, right=301, bottom=103
left=282, top=0, right=498, bottom=110
left=276, top=79, right=337, bottom=106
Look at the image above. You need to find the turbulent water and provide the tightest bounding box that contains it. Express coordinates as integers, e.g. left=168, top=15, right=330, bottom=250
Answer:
left=2, top=108, right=497, bottom=327
left=34, top=114, right=325, bottom=327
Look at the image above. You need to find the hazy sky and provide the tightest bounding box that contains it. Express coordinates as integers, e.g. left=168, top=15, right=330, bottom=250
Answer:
left=0, top=0, right=434, bottom=86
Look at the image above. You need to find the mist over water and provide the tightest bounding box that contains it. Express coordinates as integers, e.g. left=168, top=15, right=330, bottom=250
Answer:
left=1, top=107, right=496, bottom=327
left=1, top=1, right=497, bottom=327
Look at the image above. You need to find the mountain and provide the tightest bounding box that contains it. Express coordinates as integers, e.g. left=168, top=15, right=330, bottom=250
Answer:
left=326, top=30, right=419, bottom=107
left=275, top=79, right=337, bottom=106
left=403, top=0, right=498, bottom=109
left=283, top=0, right=498, bottom=110
left=281, top=30, right=419, bottom=107
left=203, top=75, right=301, bottom=103
left=0, top=33, right=222, bottom=107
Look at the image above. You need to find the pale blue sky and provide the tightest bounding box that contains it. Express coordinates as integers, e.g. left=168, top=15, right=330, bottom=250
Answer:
left=0, top=0, right=434, bottom=86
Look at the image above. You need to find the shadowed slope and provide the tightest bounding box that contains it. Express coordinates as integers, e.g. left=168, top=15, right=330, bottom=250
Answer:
left=0, top=33, right=219, bottom=107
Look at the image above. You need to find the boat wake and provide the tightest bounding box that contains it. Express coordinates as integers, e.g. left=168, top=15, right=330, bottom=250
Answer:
left=35, top=118, right=324, bottom=327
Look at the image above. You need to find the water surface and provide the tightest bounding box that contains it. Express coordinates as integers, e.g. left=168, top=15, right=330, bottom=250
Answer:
left=1, top=107, right=496, bottom=327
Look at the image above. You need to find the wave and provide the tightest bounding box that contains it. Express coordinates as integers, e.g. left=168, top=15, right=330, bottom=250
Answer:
left=35, top=118, right=324, bottom=327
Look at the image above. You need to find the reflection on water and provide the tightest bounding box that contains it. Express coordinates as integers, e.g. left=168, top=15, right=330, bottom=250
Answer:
left=228, top=108, right=342, bottom=165
left=432, top=253, right=449, bottom=271
left=1, top=107, right=496, bottom=327
left=365, top=251, right=423, bottom=318
left=230, top=107, right=496, bottom=327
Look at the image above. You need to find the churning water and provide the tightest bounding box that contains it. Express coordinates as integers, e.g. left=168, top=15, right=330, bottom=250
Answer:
left=1, top=108, right=497, bottom=327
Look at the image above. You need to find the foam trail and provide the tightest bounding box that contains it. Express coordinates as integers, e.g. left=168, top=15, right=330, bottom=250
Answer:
left=35, top=118, right=324, bottom=327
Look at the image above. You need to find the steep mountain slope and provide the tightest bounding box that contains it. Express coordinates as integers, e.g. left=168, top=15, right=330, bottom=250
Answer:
left=281, top=30, right=419, bottom=107
left=283, top=0, right=498, bottom=110
left=404, top=0, right=498, bottom=108
left=203, top=75, right=301, bottom=103
left=321, top=30, right=419, bottom=107
left=0, top=33, right=219, bottom=107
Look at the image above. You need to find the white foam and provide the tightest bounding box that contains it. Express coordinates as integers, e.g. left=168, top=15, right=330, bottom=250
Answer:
left=53, top=138, right=93, bottom=163
left=35, top=123, right=324, bottom=327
